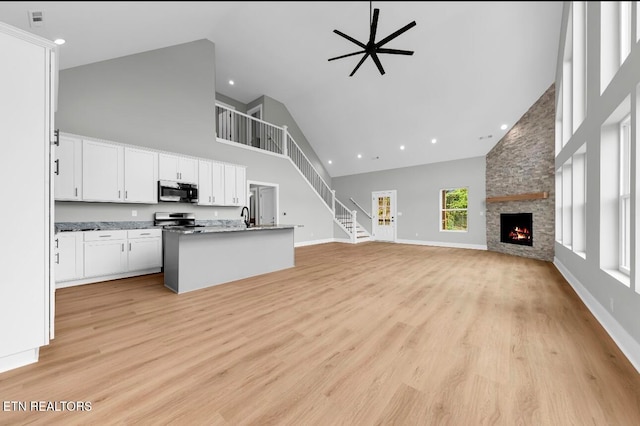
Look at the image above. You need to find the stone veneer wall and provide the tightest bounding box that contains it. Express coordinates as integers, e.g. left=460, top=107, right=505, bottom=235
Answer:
left=486, top=84, right=555, bottom=261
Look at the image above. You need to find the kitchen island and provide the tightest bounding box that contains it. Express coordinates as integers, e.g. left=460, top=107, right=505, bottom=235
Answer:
left=163, top=224, right=297, bottom=294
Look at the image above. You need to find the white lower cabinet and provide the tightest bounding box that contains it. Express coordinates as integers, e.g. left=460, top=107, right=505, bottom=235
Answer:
left=127, top=229, right=162, bottom=271
left=54, top=232, right=84, bottom=282
left=83, top=231, right=128, bottom=278
left=56, top=229, right=163, bottom=286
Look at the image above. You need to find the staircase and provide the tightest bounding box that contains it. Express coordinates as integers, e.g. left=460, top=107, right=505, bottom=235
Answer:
left=216, top=102, right=372, bottom=244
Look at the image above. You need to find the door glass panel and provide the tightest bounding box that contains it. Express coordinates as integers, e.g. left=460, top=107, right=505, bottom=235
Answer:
left=377, top=196, right=391, bottom=225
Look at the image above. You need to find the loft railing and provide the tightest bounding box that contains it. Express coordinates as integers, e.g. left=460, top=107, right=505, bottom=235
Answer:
left=215, top=104, right=284, bottom=155
left=216, top=102, right=360, bottom=242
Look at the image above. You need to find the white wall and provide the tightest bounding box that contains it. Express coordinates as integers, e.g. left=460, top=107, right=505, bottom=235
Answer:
left=554, top=1, right=640, bottom=371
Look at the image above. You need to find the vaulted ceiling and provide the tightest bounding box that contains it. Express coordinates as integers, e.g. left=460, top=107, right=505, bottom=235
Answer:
left=0, top=1, right=562, bottom=177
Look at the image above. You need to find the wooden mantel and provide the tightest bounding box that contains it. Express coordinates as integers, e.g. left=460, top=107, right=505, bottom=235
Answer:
left=486, top=191, right=549, bottom=203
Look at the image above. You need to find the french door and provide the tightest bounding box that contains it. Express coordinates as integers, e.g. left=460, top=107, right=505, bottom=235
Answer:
left=372, top=190, right=397, bottom=242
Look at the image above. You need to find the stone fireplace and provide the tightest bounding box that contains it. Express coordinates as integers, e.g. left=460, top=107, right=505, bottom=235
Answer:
left=485, top=85, right=555, bottom=261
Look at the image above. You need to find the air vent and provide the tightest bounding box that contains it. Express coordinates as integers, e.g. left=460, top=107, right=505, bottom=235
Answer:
left=28, top=10, right=44, bottom=28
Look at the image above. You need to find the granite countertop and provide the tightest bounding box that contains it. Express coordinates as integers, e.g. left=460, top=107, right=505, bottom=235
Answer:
left=162, top=224, right=300, bottom=235
left=54, top=219, right=250, bottom=233
left=55, top=221, right=158, bottom=233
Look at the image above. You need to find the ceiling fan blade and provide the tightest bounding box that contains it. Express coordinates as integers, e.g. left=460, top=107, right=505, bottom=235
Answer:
left=370, top=8, right=380, bottom=44
left=328, top=50, right=367, bottom=61
left=376, top=21, right=417, bottom=48
left=370, top=51, right=386, bottom=76
left=349, top=52, right=370, bottom=77
left=376, top=48, right=414, bottom=56
left=333, top=29, right=366, bottom=49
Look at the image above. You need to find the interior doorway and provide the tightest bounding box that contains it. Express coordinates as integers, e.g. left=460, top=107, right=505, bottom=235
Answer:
left=248, top=181, right=278, bottom=226
left=372, top=190, right=397, bottom=242
left=247, top=104, right=263, bottom=149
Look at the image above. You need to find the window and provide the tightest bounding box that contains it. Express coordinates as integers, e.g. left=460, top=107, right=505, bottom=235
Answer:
left=620, top=115, right=631, bottom=274
left=620, top=1, right=632, bottom=64
left=440, top=188, right=468, bottom=231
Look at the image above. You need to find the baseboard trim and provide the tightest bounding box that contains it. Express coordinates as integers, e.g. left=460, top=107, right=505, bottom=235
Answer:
left=395, top=239, right=488, bottom=251
left=295, top=238, right=336, bottom=247
left=57, top=268, right=162, bottom=289
left=0, top=348, right=39, bottom=374
left=554, top=257, right=640, bottom=374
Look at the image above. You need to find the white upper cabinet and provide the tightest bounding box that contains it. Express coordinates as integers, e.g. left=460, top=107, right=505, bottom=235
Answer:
left=159, top=153, right=198, bottom=184
left=235, top=165, right=247, bottom=206
left=224, top=164, right=247, bottom=206
left=212, top=162, right=225, bottom=205
left=55, top=132, right=244, bottom=207
left=83, top=139, right=124, bottom=202
left=124, top=147, right=158, bottom=203
left=198, top=160, right=213, bottom=206
left=54, top=134, right=82, bottom=201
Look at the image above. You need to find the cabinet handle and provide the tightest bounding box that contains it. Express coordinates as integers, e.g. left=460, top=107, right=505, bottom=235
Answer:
left=55, top=238, right=59, bottom=248
left=121, top=243, right=124, bottom=252
left=140, top=232, right=150, bottom=236
left=53, top=129, right=59, bottom=146
left=55, top=253, right=59, bottom=264
left=99, top=235, right=112, bottom=238
left=75, top=188, right=78, bottom=197
left=212, top=196, right=215, bottom=203
left=129, top=243, right=132, bottom=251
left=125, top=191, right=128, bottom=199
left=209, top=196, right=211, bottom=203
left=118, top=190, right=121, bottom=199
left=54, top=159, right=59, bottom=175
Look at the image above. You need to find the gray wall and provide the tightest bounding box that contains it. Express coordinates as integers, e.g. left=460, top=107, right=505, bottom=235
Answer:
left=57, top=40, right=217, bottom=159
left=554, top=3, right=640, bottom=362
left=54, top=39, right=333, bottom=244
left=486, top=85, right=555, bottom=261
left=332, top=156, right=487, bottom=248
left=216, top=92, right=247, bottom=113
left=215, top=92, right=331, bottom=186
left=259, top=95, right=332, bottom=187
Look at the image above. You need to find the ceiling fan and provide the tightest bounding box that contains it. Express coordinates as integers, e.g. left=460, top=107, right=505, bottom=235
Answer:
left=328, top=2, right=417, bottom=76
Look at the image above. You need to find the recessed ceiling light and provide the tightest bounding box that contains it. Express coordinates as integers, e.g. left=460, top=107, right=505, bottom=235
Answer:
left=400, top=145, right=405, bottom=150
left=500, top=124, right=508, bottom=130
left=328, top=160, right=332, bottom=164
left=431, top=138, right=437, bottom=144
left=229, top=80, right=235, bottom=85
left=53, top=38, right=65, bottom=45
left=357, top=154, right=362, bottom=159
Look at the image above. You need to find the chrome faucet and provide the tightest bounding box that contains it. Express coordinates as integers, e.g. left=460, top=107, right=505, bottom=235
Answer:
left=240, top=206, right=250, bottom=227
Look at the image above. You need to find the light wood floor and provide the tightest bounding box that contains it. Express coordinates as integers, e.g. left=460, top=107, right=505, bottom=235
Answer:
left=1, top=242, right=639, bottom=425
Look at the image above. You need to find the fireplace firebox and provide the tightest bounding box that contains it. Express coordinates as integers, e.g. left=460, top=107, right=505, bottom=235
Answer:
left=500, top=213, right=533, bottom=246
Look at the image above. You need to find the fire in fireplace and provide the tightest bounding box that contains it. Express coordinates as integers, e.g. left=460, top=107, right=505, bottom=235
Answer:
left=500, top=213, right=533, bottom=246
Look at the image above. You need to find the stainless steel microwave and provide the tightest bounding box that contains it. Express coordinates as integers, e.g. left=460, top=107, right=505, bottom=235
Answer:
left=158, top=180, right=199, bottom=203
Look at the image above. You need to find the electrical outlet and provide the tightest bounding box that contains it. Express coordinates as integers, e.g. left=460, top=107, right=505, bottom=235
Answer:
left=214, top=211, right=218, bottom=217
left=131, top=210, right=137, bottom=217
